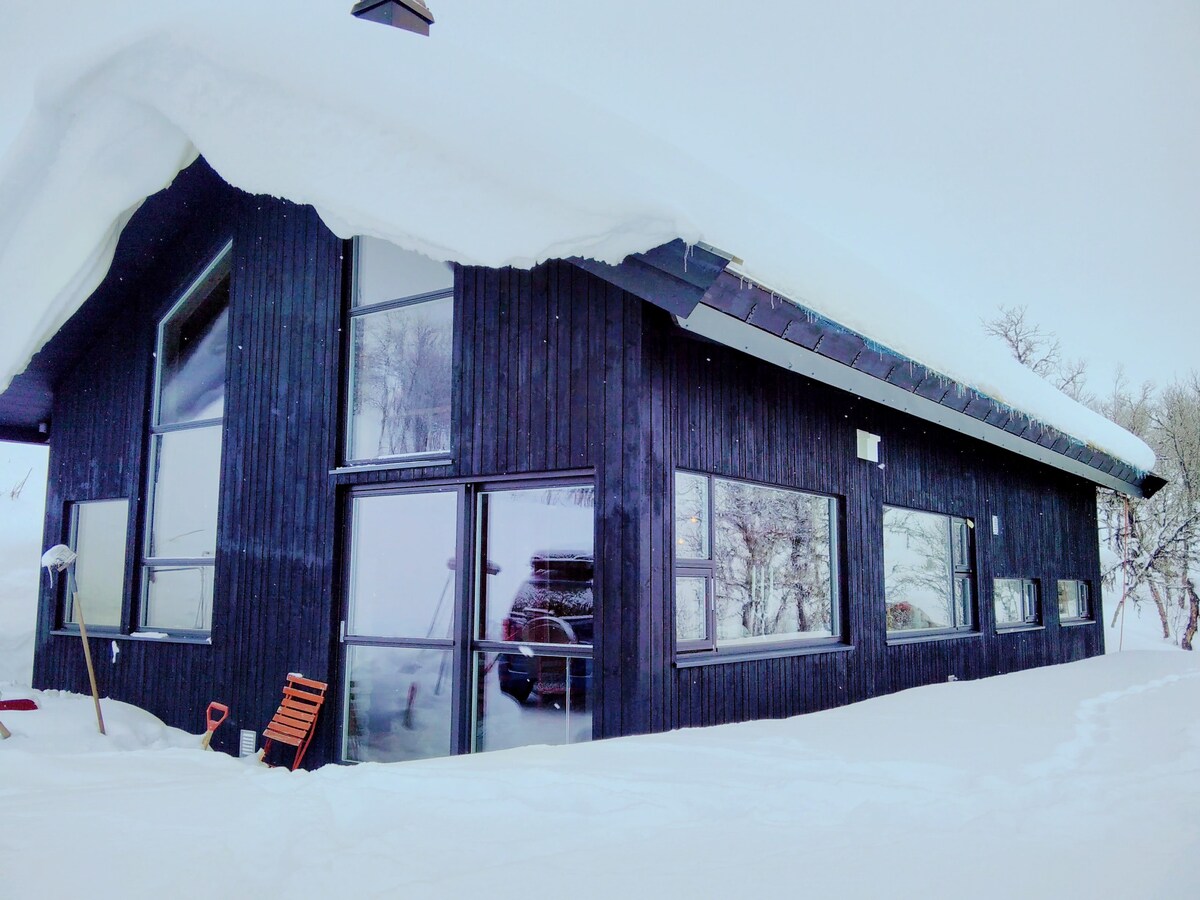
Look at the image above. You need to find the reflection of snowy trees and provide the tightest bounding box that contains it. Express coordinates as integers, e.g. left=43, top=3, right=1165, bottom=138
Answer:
left=883, top=509, right=952, bottom=630
left=713, top=482, right=833, bottom=638
left=993, top=579, right=1023, bottom=624
left=353, top=301, right=452, bottom=457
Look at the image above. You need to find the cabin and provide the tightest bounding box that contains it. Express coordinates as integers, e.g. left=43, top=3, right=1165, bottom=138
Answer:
left=0, top=159, right=1163, bottom=767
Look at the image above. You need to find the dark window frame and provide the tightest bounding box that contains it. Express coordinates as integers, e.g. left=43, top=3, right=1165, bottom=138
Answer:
left=57, top=497, right=134, bottom=632
left=883, top=504, right=976, bottom=641
left=138, top=240, right=233, bottom=638
left=1057, top=579, right=1093, bottom=624
left=994, top=577, right=1042, bottom=630
left=672, top=469, right=844, bottom=662
left=338, top=482, right=467, bottom=764
left=336, top=470, right=597, bottom=764
left=342, top=236, right=455, bottom=469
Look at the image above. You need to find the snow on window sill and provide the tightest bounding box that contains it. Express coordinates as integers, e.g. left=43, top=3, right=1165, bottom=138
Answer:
left=50, top=629, right=212, bottom=646
left=330, top=453, right=453, bottom=476
left=886, top=629, right=981, bottom=647
left=674, top=640, right=852, bottom=668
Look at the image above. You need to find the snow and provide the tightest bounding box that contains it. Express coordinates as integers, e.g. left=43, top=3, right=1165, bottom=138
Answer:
left=0, top=441, right=47, bottom=686
left=0, top=1, right=1167, bottom=472
left=2, top=651, right=1197, bottom=898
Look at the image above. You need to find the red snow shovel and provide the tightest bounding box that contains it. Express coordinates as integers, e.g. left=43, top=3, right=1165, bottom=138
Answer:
left=0, top=699, right=37, bottom=738
left=200, top=702, right=229, bottom=750
left=0, top=699, right=38, bottom=711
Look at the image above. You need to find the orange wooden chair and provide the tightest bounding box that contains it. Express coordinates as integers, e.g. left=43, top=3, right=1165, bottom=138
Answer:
left=261, top=674, right=328, bottom=771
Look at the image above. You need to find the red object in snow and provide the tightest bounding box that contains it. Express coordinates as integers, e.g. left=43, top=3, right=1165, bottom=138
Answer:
left=0, top=699, right=38, bottom=711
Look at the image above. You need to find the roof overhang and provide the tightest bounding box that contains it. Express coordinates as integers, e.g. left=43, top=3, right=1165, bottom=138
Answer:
left=676, top=270, right=1164, bottom=499
left=571, top=240, right=733, bottom=319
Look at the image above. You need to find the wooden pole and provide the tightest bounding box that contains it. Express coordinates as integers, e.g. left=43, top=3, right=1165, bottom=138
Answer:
left=73, top=590, right=106, bottom=736
left=0, top=718, right=10, bottom=739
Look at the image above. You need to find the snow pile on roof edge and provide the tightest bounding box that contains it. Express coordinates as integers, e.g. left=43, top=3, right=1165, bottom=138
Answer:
left=0, top=1, right=1155, bottom=472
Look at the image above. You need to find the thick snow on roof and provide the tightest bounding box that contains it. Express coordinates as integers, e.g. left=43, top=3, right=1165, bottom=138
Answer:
left=0, top=1, right=1168, bottom=471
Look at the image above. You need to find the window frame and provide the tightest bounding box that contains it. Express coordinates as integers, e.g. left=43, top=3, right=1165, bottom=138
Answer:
left=673, top=469, right=844, bottom=661
left=883, top=504, right=976, bottom=641
left=339, top=482, right=466, bottom=764
left=139, top=240, right=232, bottom=638
left=342, top=236, right=455, bottom=468
left=59, top=498, right=132, bottom=631
left=1057, top=579, right=1093, bottom=624
left=994, top=577, right=1042, bottom=631
left=336, top=471, right=597, bottom=764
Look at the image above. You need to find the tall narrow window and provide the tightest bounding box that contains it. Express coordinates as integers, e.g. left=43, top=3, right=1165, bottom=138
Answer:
left=142, top=243, right=231, bottom=633
left=674, top=472, right=840, bottom=654
left=883, top=507, right=974, bottom=636
left=346, top=237, right=453, bottom=463
left=341, top=488, right=459, bottom=764
left=64, top=499, right=129, bottom=629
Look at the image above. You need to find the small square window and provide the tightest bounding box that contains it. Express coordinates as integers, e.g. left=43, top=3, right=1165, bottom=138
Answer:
left=995, top=578, right=1041, bottom=629
left=1057, top=580, right=1092, bottom=622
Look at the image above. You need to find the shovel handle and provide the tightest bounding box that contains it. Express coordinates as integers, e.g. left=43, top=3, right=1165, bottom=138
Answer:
left=206, top=702, right=229, bottom=731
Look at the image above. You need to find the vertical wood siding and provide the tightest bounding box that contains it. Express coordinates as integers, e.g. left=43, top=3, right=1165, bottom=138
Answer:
left=642, top=307, right=1103, bottom=731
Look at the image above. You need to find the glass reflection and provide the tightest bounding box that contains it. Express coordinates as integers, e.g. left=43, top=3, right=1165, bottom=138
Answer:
left=158, top=272, right=230, bottom=427
left=712, top=479, right=835, bottom=644
left=675, top=576, right=707, bottom=643
left=474, top=652, right=591, bottom=752
left=344, top=645, right=453, bottom=763
left=347, top=491, right=458, bottom=639
left=347, top=297, right=453, bottom=460
left=142, top=564, right=214, bottom=631
left=69, top=499, right=128, bottom=628
left=674, top=471, right=709, bottom=559
left=354, top=237, right=453, bottom=308
left=148, top=428, right=222, bottom=560
left=476, top=487, right=595, bottom=645
left=883, top=507, right=957, bottom=632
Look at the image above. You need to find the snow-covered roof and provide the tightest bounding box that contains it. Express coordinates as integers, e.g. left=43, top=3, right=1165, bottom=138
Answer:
left=0, top=1, right=1172, bottom=477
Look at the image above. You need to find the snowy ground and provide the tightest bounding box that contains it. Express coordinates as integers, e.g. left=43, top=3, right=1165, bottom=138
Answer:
left=2, top=446, right=1194, bottom=896
left=1, top=652, right=1197, bottom=899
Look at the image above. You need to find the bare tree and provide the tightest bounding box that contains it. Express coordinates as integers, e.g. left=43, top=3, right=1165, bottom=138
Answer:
left=985, top=307, right=1199, bottom=650
left=983, top=305, right=1091, bottom=403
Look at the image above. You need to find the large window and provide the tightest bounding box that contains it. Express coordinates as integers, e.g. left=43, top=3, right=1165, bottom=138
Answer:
left=63, top=499, right=129, bottom=629
left=674, top=472, right=839, bottom=654
left=883, top=506, right=974, bottom=636
left=339, top=479, right=595, bottom=764
left=1057, top=580, right=1092, bottom=623
left=142, top=243, right=231, bottom=634
left=345, top=237, right=453, bottom=464
left=994, top=578, right=1041, bottom=629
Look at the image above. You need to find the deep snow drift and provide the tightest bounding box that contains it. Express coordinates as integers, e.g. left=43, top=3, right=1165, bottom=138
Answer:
left=0, top=1, right=1171, bottom=471
left=1, top=651, right=1197, bottom=899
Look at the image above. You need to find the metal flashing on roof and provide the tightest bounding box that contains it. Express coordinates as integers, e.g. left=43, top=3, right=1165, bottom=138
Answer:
left=570, top=239, right=731, bottom=318
left=676, top=291, right=1162, bottom=499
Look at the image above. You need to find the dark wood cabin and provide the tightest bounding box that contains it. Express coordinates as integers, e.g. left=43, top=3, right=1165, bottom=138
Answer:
left=0, top=159, right=1163, bottom=767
